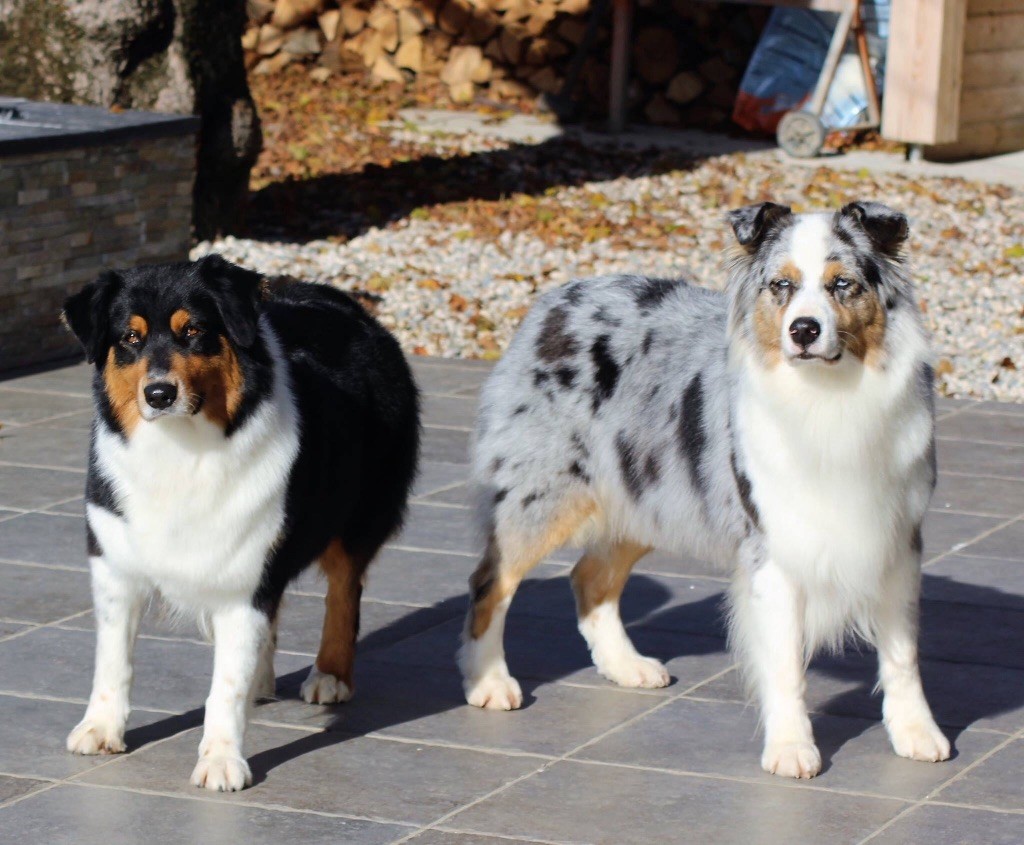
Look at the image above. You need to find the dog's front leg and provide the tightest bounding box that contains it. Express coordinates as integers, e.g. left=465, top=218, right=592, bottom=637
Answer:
left=190, top=603, right=270, bottom=792
left=733, top=558, right=821, bottom=778
left=68, top=559, right=147, bottom=756
left=874, top=561, right=950, bottom=763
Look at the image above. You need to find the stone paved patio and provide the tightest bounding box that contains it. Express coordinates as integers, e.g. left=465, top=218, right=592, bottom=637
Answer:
left=0, top=357, right=1022, bottom=844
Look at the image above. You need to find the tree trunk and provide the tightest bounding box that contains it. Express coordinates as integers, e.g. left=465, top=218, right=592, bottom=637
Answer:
left=0, top=0, right=261, bottom=239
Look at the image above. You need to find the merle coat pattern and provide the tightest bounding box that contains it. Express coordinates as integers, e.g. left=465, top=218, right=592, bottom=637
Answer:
left=459, top=202, right=950, bottom=779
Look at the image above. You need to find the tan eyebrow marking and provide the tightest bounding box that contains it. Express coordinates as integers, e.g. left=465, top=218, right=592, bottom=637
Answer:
left=823, top=261, right=851, bottom=283
left=128, top=315, right=148, bottom=337
left=170, top=309, right=192, bottom=334
left=779, top=261, right=802, bottom=282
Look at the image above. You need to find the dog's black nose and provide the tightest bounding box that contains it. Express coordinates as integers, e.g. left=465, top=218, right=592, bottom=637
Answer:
left=789, top=317, right=821, bottom=349
left=143, top=382, right=177, bottom=410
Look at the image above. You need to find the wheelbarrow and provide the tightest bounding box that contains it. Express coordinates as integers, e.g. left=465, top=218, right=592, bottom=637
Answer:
left=547, top=0, right=880, bottom=155
left=774, top=0, right=882, bottom=158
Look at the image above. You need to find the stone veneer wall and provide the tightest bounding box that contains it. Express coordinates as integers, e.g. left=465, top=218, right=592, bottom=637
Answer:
left=0, top=133, right=196, bottom=370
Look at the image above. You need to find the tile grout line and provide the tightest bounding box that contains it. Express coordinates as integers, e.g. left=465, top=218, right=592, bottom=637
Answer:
left=855, top=725, right=1024, bottom=844
left=408, top=500, right=471, bottom=512
left=0, top=609, right=92, bottom=646
left=940, top=469, right=1024, bottom=483
left=918, top=797, right=1024, bottom=816
left=933, top=405, right=974, bottom=424
left=429, top=826, right=568, bottom=845
left=936, top=434, right=1024, bottom=449
left=412, top=479, right=469, bottom=500
left=566, top=755, right=909, bottom=804
left=0, top=408, right=93, bottom=429
left=41, top=779, right=424, bottom=830
left=0, top=558, right=86, bottom=574
left=0, top=460, right=85, bottom=474
left=0, top=713, right=204, bottom=813
left=675, top=690, right=1020, bottom=737
left=389, top=664, right=739, bottom=845
left=0, top=384, right=91, bottom=399
left=922, top=513, right=1024, bottom=571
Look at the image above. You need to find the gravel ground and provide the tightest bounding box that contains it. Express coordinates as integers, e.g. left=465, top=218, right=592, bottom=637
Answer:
left=195, top=141, right=1024, bottom=402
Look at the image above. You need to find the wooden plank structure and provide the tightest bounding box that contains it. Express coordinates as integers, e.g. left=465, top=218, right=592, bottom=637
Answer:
left=883, top=0, right=1024, bottom=158
left=940, top=0, right=1024, bottom=157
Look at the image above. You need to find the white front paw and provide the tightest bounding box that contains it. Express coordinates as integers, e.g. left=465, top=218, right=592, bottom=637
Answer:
left=762, top=740, right=822, bottom=779
left=465, top=670, right=523, bottom=711
left=596, top=652, right=671, bottom=689
left=888, top=719, right=951, bottom=762
left=190, top=753, right=252, bottom=792
left=300, top=666, right=352, bottom=705
left=67, top=717, right=126, bottom=755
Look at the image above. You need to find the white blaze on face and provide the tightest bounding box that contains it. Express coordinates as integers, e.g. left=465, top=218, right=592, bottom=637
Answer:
left=780, top=215, right=840, bottom=360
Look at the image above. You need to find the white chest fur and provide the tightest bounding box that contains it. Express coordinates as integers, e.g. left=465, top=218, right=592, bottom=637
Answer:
left=87, top=340, right=299, bottom=611
left=736, top=346, right=933, bottom=598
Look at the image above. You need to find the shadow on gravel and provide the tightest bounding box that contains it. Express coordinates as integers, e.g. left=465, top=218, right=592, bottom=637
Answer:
left=243, top=136, right=709, bottom=243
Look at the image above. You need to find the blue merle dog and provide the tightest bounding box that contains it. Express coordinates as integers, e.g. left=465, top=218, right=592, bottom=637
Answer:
left=458, top=202, right=950, bottom=778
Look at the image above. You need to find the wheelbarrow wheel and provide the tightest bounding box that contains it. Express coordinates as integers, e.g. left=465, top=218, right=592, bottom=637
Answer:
left=777, top=110, right=826, bottom=158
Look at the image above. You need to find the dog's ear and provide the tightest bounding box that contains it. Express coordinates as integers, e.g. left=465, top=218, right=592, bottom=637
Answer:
left=62, top=271, right=121, bottom=364
left=198, top=254, right=265, bottom=349
left=840, top=201, right=909, bottom=255
left=727, top=202, right=792, bottom=251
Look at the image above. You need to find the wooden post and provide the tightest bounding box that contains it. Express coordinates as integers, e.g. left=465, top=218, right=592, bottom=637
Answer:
left=608, top=0, right=632, bottom=133
left=882, top=0, right=968, bottom=145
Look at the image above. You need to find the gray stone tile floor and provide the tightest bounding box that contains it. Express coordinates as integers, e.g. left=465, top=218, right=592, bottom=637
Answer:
left=0, top=357, right=1022, bottom=844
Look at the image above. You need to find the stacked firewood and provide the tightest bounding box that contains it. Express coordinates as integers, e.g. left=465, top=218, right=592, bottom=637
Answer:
left=244, top=0, right=767, bottom=127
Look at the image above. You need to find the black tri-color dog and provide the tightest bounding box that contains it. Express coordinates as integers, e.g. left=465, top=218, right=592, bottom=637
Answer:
left=61, top=256, right=419, bottom=791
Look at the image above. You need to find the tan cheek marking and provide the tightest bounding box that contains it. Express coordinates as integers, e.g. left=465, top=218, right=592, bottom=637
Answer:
left=833, top=286, right=887, bottom=366
left=128, top=315, right=148, bottom=339
left=168, top=338, right=244, bottom=428
left=170, top=309, right=191, bottom=335
left=103, top=349, right=146, bottom=435
left=752, top=289, right=784, bottom=367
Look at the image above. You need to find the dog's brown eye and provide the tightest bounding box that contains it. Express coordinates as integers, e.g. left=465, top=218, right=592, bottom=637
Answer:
left=123, top=330, right=141, bottom=346
left=184, top=325, right=201, bottom=338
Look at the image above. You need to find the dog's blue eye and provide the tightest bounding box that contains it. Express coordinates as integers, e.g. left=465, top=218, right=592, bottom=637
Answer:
left=770, top=279, right=791, bottom=291
left=834, top=278, right=851, bottom=290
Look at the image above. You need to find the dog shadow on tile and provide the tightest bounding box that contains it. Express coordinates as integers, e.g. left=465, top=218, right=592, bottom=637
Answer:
left=122, top=569, right=1024, bottom=784
left=811, top=573, right=1024, bottom=766
left=238, top=572, right=729, bottom=784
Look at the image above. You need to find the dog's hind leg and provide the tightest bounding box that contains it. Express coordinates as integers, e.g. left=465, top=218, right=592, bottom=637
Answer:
left=572, top=541, right=669, bottom=689
left=301, top=539, right=364, bottom=705
left=874, top=555, right=950, bottom=763
left=252, top=611, right=279, bottom=701
left=460, top=496, right=598, bottom=710
left=730, top=557, right=821, bottom=779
